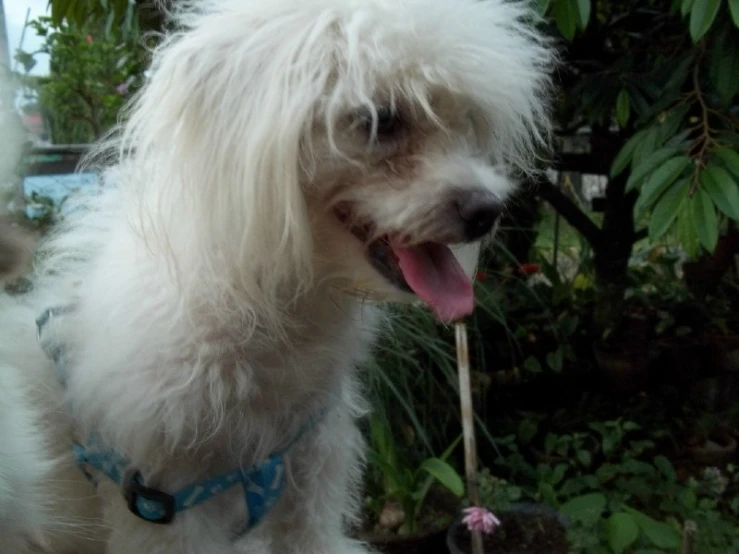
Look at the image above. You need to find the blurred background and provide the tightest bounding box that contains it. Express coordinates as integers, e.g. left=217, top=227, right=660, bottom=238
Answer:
left=1, top=1, right=738, bottom=552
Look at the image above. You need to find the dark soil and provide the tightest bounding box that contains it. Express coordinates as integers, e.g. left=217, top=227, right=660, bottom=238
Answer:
left=368, top=528, right=449, bottom=554
left=451, top=511, right=569, bottom=554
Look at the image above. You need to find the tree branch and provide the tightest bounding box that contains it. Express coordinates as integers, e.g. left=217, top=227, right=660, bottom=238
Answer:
left=552, top=152, right=611, bottom=176
left=534, top=176, right=603, bottom=248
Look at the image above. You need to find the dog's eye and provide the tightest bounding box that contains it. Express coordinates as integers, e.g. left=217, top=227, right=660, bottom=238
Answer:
left=361, top=106, right=401, bottom=139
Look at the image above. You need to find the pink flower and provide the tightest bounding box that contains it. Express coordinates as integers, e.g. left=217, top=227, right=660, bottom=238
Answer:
left=116, top=83, right=129, bottom=95
left=462, top=506, right=501, bottom=535
left=86, top=35, right=93, bottom=43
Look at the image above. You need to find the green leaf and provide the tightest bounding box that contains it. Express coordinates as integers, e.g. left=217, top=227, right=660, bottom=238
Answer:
left=678, top=487, right=698, bottom=510
left=616, top=89, right=630, bottom=127
left=105, top=10, right=116, bottom=38
left=576, top=0, right=591, bottom=29
left=411, top=437, right=461, bottom=510
left=620, top=459, right=656, bottom=475
left=701, top=165, right=739, bottom=220
left=602, top=433, right=619, bottom=456
left=440, top=434, right=462, bottom=461
left=678, top=200, right=699, bottom=258
left=536, top=0, right=552, bottom=16
left=682, top=0, right=695, bottom=17
left=523, top=356, right=542, bottom=373
left=123, top=0, right=135, bottom=39
left=555, top=0, right=579, bottom=41
left=419, top=458, right=464, bottom=497
left=709, top=26, right=739, bottom=101
left=51, top=0, right=65, bottom=26
left=560, top=493, right=607, bottom=526
left=653, top=456, right=676, bottom=482
left=689, top=0, right=721, bottom=42
left=611, top=130, right=646, bottom=178
left=633, top=127, right=659, bottom=168
left=114, top=0, right=127, bottom=22
left=626, top=148, right=679, bottom=191
left=560, top=314, right=580, bottom=336
left=634, top=156, right=692, bottom=218
left=692, top=188, right=719, bottom=252
left=665, top=129, right=692, bottom=150
left=714, top=146, right=739, bottom=178
left=552, top=462, right=569, bottom=485
left=648, top=178, right=689, bottom=240
left=596, top=463, right=620, bottom=483
left=606, top=513, right=640, bottom=554
left=14, top=51, right=37, bottom=73
left=369, top=415, right=396, bottom=465
left=546, top=348, right=564, bottom=372
left=545, top=432, right=557, bottom=455
left=628, top=85, right=651, bottom=117
left=625, top=507, right=681, bottom=549
left=539, top=482, right=558, bottom=507
left=730, top=0, right=739, bottom=26
left=663, top=57, right=694, bottom=96
left=576, top=449, right=592, bottom=467
left=73, top=0, right=88, bottom=27
left=518, top=418, right=539, bottom=444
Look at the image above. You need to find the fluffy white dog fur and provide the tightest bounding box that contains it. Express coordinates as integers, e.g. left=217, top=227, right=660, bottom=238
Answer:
left=0, top=0, right=553, bottom=552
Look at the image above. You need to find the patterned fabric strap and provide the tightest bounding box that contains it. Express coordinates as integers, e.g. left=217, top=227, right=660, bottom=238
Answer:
left=74, top=435, right=286, bottom=531
left=36, top=306, right=326, bottom=534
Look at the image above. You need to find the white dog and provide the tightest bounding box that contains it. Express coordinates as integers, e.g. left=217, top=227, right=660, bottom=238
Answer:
left=0, top=0, right=552, bottom=552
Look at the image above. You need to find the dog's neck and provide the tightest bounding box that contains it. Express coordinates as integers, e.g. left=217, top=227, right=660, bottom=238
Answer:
left=61, top=239, right=383, bottom=473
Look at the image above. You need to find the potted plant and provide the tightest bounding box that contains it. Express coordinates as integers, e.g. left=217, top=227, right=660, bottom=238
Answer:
left=686, top=413, right=738, bottom=465
left=446, top=470, right=569, bottom=554
left=593, top=316, right=653, bottom=393
left=357, top=415, right=465, bottom=554
left=444, top=323, right=571, bottom=554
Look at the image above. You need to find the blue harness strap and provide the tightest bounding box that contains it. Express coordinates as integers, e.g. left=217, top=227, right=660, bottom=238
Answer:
left=74, top=435, right=288, bottom=528
left=36, top=306, right=328, bottom=533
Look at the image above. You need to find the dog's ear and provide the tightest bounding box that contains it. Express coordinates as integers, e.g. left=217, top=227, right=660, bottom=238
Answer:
left=122, top=11, right=340, bottom=322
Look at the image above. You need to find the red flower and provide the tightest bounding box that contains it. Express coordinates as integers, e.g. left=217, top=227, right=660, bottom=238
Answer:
left=518, top=263, right=540, bottom=275
left=86, top=35, right=93, bottom=43
left=475, top=271, right=489, bottom=281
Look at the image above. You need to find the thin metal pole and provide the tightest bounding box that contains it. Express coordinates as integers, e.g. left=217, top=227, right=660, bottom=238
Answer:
left=455, top=322, right=484, bottom=554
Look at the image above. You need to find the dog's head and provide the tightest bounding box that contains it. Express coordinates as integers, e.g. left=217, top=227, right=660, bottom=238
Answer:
left=122, top=0, right=553, bottom=323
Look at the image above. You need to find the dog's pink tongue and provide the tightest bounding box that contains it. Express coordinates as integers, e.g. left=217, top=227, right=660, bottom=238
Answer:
left=392, top=243, right=474, bottom=322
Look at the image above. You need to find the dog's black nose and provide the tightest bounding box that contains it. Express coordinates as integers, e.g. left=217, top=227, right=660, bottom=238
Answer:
left=455, top=191, right=503, bottom=241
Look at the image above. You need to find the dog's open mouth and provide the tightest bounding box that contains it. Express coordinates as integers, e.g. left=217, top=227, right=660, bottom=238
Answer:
left=335, top=208, right=474, bottom=322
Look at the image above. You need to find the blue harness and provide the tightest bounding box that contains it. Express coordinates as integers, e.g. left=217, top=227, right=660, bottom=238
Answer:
left=36, top=307, right=328, bottom=532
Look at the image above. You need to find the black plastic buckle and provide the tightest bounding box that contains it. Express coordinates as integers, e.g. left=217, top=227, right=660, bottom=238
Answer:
left=122, top=469, right=176, bottom=524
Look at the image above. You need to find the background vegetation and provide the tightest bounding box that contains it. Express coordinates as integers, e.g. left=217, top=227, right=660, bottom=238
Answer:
left=7, top=0, right=739, bottom=552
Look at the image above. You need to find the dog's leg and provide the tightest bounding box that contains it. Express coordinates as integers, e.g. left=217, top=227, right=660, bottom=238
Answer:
left=259, top=409, right=376, bottom=554
left=0, top=362, right=55, bottom=553
left=0, top=361, right=105, bottom=554
left=103, top=477, right=271, bottom=554
left=105, top=500, right=243, bottom=554
left=0, top=296, right=107, bottom=553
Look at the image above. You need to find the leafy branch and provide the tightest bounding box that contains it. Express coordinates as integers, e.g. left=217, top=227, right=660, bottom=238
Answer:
left=688, top=51, right=716, bottom=194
